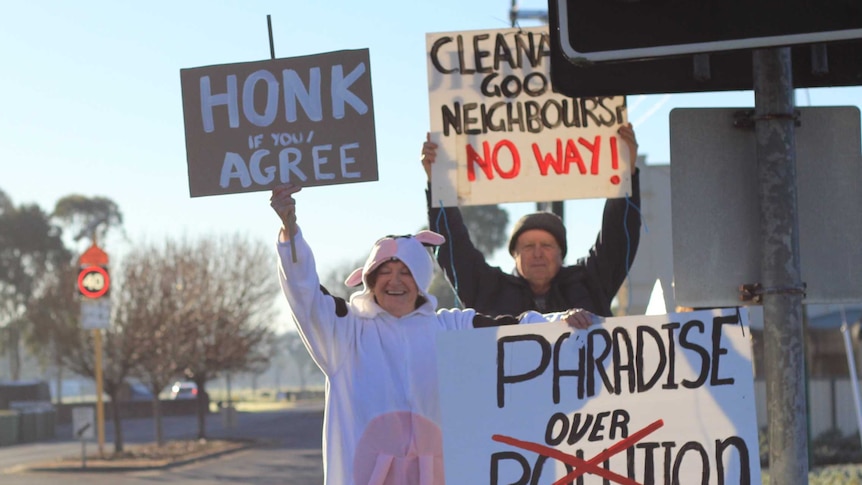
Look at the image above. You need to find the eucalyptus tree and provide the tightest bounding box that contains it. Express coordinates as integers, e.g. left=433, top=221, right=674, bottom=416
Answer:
left=429, top=204, right=510, bottom=308
left=25, top=264, right=83, bottom=402
left=0, top=190, right=71, bottom=380
left=52, top=194, right=123, bottom=244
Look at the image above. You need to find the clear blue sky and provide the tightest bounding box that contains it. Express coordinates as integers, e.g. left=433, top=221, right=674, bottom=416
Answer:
left=3, top=1, right=861, bottom=325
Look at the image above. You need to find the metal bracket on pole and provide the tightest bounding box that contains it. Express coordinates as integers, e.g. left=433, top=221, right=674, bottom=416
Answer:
left=733, top=110, right=801, bottom=130
left=810, top=43, right=829, bottom=76
left=693, top=53, right=711, bottom=82
left=739, top=282, right=807, bottom=303
left=76, top=422, right=91, bottom=469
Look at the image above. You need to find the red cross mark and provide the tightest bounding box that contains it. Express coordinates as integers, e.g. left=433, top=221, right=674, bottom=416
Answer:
left=492, top=418, right=664, bottom=485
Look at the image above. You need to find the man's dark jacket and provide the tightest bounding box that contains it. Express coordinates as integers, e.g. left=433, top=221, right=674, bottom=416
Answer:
left=427, top=171, right=641, bottom=317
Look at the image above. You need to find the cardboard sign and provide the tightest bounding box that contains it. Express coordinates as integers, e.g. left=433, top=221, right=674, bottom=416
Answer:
left=426, top=27, right=632, bottom=207
left=436, top=308, right=761, bottom=484
left=181, top=49, right=378, bottom=197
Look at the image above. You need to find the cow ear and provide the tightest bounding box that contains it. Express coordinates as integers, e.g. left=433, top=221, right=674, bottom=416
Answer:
left=344, top=267, right=364, bottom=287
left=414, top=230, right=445, bottom=247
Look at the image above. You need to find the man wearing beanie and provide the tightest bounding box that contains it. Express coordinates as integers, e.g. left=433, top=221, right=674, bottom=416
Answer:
left=422, top=123, right=641, bottom=317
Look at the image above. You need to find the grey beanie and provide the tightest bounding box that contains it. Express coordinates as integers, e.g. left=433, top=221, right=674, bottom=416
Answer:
left=508, top=211, right=567, bottom=257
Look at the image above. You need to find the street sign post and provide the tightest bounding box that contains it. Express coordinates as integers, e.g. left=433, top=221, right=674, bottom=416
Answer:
left=547, top=2, right=862, bottom=97
left=551, top=0, right=862, bottom=63
left=670, top=106, right=862, bottom=306
left=546, top=4, right=862, bottom=480
left=549, top=37, right=862, bottom=97
left=72, top=406, right=94, bottom=469
left=76, top=241, right=109, bottom=458
left=72, top=406, right=94, bottom=440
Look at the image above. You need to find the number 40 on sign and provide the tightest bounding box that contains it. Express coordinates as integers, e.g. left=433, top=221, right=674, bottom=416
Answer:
left=78, top=266, right=110, bottom=298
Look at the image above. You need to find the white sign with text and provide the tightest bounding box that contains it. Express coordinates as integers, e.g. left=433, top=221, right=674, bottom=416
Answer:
left=426, top=27, right=632, bottom=207
left=436, top=308, right=761, bottom=484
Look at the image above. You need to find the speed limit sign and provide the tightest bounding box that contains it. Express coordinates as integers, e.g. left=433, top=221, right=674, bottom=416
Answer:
left=78, top=266, right=110, bottom=298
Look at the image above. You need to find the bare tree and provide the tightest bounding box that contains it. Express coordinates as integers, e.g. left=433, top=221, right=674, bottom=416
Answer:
left=173, top=234, right=279, bottom=439
left=117, top=241, right=190, bottom=446
left=60, top=304, right=141, bottom=454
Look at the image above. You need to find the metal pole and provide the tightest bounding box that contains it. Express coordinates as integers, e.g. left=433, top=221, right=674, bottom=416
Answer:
left=753, top=47, right=808, bottom=483
left=508, top=1, right=563, bottom=220
left=266, top=15, right=275, bottom=60
left=265, top=14, right=298, bottom=263
left=840, top=307, right=862, bottom=450
left=93, top=329, right=106, bottom=457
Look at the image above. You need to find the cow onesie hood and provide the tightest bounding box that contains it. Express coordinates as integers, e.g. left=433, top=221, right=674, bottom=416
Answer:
left=343, top=231, right=443, bottom=313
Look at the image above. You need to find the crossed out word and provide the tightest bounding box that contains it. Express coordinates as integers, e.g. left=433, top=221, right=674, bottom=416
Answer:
left=492, top=419, right=664, bottom=485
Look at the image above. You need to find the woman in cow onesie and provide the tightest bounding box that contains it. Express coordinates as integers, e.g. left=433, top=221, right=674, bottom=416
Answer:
left=270, top=183, right=594, bottom=485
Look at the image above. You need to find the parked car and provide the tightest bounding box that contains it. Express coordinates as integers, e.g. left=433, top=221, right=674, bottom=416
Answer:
left=121, top=379, right=155, bottom=401
left=170, top=381, right=198, bottom=400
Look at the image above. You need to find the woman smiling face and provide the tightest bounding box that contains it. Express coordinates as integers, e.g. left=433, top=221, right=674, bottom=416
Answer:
left=368, top=259, right=420, bottom=318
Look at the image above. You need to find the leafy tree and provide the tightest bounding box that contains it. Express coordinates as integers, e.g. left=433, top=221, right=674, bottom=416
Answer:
left=427, top=204, right=510, bottom=309
left=428, top=204, right=509, bottom=256
left=23, top=194, right=125, bottom=397
left=459, top=204, right=509, bottom=256
left=0, top=192, right=12, bottom=213
left=52, top=194, right=124, bottom=244
left=25, top=264, right=82, bottom=403
left=0, top=191, right=71, bottom=380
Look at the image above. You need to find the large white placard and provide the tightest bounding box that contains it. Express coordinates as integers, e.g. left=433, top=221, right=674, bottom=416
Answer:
left=426, top=27, right=632, bottom=207
left=437, top=308, right=761, bottom=484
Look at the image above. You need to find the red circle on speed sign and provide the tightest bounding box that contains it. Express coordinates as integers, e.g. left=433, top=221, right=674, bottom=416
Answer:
left=78, top=266, right=110, bottom=298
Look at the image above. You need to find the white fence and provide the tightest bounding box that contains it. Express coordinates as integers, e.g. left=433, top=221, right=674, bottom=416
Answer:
left=755, top=378, right=862, bottom=438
